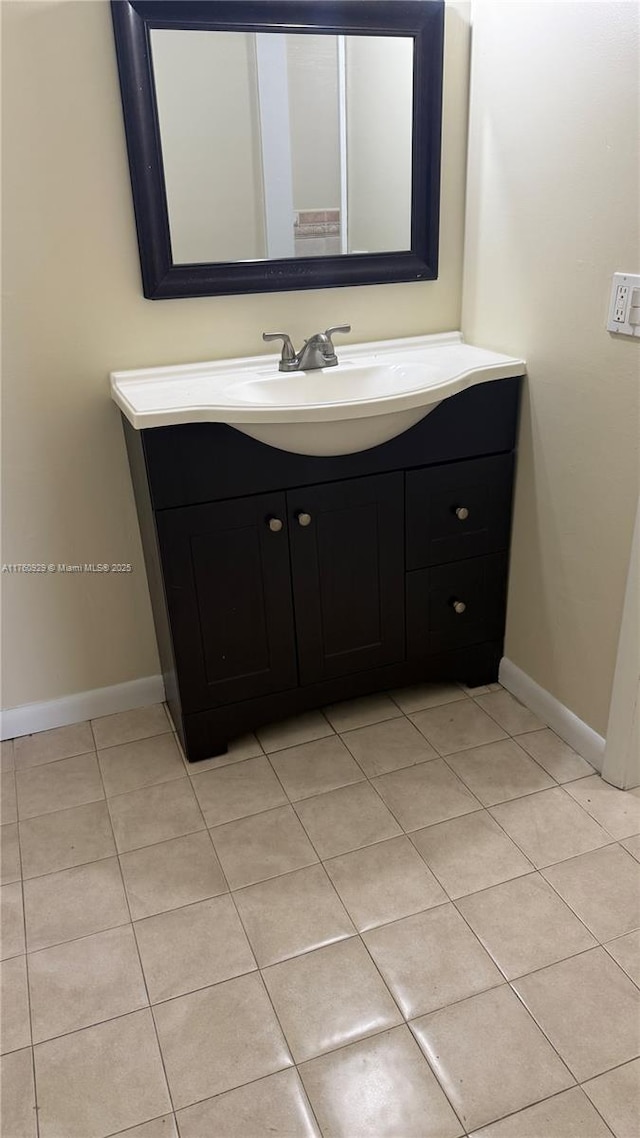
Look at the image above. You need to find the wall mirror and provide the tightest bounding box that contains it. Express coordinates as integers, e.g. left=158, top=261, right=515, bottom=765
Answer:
left=111, top=1, right=444, bottom=299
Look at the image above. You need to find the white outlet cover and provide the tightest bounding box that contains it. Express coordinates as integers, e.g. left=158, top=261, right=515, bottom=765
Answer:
left=607, top=272, right=640, bottom=337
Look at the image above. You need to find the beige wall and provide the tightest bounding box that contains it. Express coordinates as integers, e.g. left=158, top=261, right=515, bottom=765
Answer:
left=1, top=1, right=470, bottom=711
left=151, top=30, right=265, bottom=264
left=462, top=1, right=640, bottom=737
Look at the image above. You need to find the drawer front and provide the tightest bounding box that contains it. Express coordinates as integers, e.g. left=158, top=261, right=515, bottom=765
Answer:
left=407, top=553, right=508, bottom=657
left=406, top=453, right=514, bottom=569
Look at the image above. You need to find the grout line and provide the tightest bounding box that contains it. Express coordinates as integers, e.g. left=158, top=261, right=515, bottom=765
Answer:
left=460, top=1084, right=616, bottom=1138
left=601, top=936, right=640, bottom=993
left=104, top=1110, right=179, bottom=1138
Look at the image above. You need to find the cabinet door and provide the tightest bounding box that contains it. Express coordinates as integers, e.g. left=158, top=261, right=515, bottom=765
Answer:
left=288, top=473, right=405, bottom=685
left=156, top=493, right=297, bottom=713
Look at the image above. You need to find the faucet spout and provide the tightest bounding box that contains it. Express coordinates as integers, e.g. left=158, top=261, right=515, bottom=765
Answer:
left=262, top=325, right=351, bottom=372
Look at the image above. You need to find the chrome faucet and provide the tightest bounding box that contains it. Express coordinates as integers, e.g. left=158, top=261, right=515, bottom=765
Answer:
left=262, top=325, right=351, bottom=372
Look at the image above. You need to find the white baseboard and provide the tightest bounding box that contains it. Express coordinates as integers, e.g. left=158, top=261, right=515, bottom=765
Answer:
left=0, top=675, right=166, bottom=741
left=499, top=658, right=605, bottom=770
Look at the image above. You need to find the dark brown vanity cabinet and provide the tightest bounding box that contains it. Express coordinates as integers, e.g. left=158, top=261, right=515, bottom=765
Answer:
left=124, top=376, right=522, bottom=761
left=156, top=474, right=405, bottom=714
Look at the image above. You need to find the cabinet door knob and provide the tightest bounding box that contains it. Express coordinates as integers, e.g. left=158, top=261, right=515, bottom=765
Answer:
left=455, top=506, right=469, bottom=520
left=297, top=512, right=312, bottom=527
left=267, top=517, right=283, bottom=533
left=452, top=599, right=467, bottom=614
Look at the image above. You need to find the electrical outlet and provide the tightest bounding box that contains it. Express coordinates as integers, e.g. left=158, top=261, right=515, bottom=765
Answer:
left=607, top=273, right=640, bottom=337
left=614, top=284, right=629, bottom=322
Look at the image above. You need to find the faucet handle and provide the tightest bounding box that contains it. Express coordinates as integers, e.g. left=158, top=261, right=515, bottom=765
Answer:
left=262, top=332, right=296, bottom=363
left=324, top=325, right=351, bottom=340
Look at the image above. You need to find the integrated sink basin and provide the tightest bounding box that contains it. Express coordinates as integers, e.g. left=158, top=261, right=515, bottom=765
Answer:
left=110, top=332, right=525, bottom=456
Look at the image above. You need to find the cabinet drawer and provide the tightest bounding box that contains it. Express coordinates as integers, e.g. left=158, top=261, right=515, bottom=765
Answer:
left=406, top=454, right=514, bottom=569
left=407, top=553, right=508, bottom=657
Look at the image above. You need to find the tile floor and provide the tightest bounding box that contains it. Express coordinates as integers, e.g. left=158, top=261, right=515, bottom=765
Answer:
left=2, top=682, right=639, bottom=1138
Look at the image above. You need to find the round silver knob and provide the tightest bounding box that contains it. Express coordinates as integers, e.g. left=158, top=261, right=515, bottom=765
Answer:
left=297, top=512, right=312, bottom=527
left=455, top=507, right=469, bottom=521
left=267, top=517, right=283, bottom=533
left=452, top=600, right=467, bottom=614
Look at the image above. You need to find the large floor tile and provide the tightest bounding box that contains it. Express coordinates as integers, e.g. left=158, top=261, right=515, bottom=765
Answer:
left=190, top=755, right=287, bottom=827
left=28, top=925, right=147, bottom=1043
left=410, top=700, right=507, bottom=755
left=341, top=716, right=438, bottom=777
left=234, top=863, right=354, bottom=966
left=14, top=721, right=94, bottom=770
left=468, top=1086, right=613, bottom=1137
left=605, top=929, right=640, bottom=986
left=177, top=1069, right=320, bottom=1138
left=90, top=704, right=169, bottom=750
left=411, top=810, right=532, bottom=899
left=257, top=711, right=334, bottom=753
left=324, top=835, right=446, bottom=931
left=262, top=937, right=403, bottom=1063
left=153, top=972, right=292, bottom=1109
left=323, top=693, right=402, bottom=732
left=490, top=787, right=611, bottom=868
left=108, top=778, right=203, bottom=853
left=23, top=857, right=129, bottom=951
left=364, top=904, right=503, bottom=1017
left=372, top=759, right=480, bottom=832
left=458, top=873, right=596, bottom=979
left=582, top=1057, right=640, bottom=1138
left=446, top=739, right=554, bottom=806
left=0, top=740, right=14, bottom=772
left=0, top=1048, right=37, bottom=1138
left=294, top=781, right=401, bottom=858
left=210, top=804, right=318, bottom=889
left=474, top=690, right=543, bottom=735
left=120, top=830, right=227, bottom=920
left=410, top=986, right=573, bottom=1132
left=513, top=947, right=640, bottom=1081
left=134, top=894, right=256, bottom=1002
left=1, top=823, right=20, bottom=884
left=98, top=733, right=184, bottom=797
left=269, top=735, right=364, bottom=800
left=542, top=843, right=640, bottom=941
left=1, top=881, right=25, bottom=958
left=19, top=799, right=115, bottom=879
left=1, top=772, right=17, bottom=824
left=390, top=681, right=467, bottom=715
left=1, top=956, right=30, bottom=1054
left=515, top=729, right=594, bottom=783
left=299, top=1025, right=463, bottom=1138
left=34, top=1008, right=171, bottom=1138
left=564, top=774, right=640, bottom=839
left=16, top=753, right=104, bottom=820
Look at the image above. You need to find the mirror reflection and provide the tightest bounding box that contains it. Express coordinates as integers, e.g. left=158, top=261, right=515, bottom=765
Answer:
left=150, top=29, right=414, bottom=264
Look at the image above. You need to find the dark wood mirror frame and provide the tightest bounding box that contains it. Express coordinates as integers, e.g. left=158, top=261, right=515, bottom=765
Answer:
left=111, top=0, right=444, bottom=299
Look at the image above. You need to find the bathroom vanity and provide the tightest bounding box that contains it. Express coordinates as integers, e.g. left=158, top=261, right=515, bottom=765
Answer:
left=113, top=334, right=524, bottom=760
